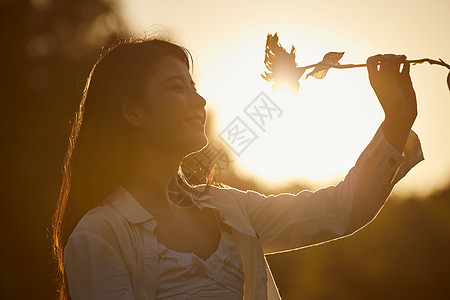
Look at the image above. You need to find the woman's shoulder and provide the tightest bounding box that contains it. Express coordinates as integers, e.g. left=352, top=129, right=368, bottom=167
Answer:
left=192, top=183, right=267, bottom=206
left=69, top=185, right=153, bottom=241
left=191, top=183, right=258, bottom=210
left=192, top=182, right=248, bottom=197
left=64, top=203, right=132, bottom=267
left=70, top=202, right=123, bottom=239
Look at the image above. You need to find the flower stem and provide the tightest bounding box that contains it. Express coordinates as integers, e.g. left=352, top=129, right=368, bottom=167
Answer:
left=298, top=58, right=450, bottom=72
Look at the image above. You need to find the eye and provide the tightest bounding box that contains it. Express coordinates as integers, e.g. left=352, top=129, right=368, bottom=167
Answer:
left=190, top=81, right=197, bottom=92
left=170, top=84, right=184, bottom=92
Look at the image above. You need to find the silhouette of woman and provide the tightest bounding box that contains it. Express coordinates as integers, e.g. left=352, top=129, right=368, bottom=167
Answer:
left=52, top=36, right=423, bottom=300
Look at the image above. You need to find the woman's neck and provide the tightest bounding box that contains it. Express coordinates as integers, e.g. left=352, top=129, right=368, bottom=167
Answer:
left=121, top=150, right=183, bottom=211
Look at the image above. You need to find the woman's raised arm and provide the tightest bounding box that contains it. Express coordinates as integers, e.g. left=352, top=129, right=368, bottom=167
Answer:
left=239, top=124, right=423, bottom=254
left=237, top=55, right=423, bottom=254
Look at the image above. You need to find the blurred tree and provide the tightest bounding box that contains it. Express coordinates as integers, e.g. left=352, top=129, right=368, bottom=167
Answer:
left=267, top=186, right=450, bottom=299
left=0, top=0, right=127, bottom=298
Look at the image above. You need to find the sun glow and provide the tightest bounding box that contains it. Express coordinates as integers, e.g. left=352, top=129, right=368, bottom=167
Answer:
left=118, top=0, right=450, bottom=197
left=199, top=32, right=382, bottom=189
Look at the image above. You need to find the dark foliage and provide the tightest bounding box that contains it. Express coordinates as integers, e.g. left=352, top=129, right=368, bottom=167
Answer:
left=268, top=186, right=450, bottom=299
left=0, top=1, right=126, bottom=298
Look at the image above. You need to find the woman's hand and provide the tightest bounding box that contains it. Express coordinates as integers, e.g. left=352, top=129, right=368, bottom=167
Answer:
left=367, top=54, right=418, bottom=153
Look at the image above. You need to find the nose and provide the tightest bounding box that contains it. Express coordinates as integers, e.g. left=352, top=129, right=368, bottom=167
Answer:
left=190, top=89, right=207, bottom=108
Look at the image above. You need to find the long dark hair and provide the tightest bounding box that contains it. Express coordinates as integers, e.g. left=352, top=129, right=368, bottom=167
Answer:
left=51, top=36, right=204, bottom=300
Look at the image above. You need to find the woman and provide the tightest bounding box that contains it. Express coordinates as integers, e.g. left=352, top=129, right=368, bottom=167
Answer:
left=52, top=36, right=423, bottom=300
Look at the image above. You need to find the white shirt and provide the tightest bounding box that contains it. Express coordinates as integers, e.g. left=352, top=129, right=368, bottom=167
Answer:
left=64, top=125, right=424, bottom=299
left=156, top=231, right=244, bottom=299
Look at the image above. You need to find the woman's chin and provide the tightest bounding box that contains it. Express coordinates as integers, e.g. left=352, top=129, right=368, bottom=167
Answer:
left=187, top=136, right=208, bottom=155
left=194, top=136, right=208, bottom=152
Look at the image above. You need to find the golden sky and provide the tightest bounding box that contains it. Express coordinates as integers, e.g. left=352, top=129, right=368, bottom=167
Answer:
left=117, top=0, right=450, bottom=198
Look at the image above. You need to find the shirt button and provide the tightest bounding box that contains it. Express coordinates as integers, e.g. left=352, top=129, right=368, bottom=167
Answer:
left=388, top=157, right=397, bottom=166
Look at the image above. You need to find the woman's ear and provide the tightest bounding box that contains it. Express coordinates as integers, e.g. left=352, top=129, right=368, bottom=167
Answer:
left=122, top=96, right=144, bottom=128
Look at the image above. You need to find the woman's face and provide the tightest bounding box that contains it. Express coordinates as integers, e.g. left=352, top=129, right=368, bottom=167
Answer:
left=135, top=55, right=208, bottom=157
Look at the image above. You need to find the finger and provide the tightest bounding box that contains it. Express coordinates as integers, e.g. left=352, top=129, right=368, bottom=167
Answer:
left=399, top=60, right=413, bottom=86
left=379, top=54, right=406, bottom=75
left=391, top=55, right=406, bottom=73
left=367, top=54, right=382, bottom=66
left=401, top=60, right=410, bottom=76
left=367, top=54, right=382, bottom=82
left=394, top=55, right=407, bottom=73
left=379, top=59, right=394, bottom=74
left=378, top=54, right=397, bottom=73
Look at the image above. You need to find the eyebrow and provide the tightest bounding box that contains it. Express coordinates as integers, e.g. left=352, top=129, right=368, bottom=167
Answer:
left=161, top=75, right=196, bottom=87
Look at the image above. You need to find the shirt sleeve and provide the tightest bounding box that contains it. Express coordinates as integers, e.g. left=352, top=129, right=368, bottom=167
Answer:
left=239, top=125, right=424, bottom=254
left=64, top=230, right=135, bottom=300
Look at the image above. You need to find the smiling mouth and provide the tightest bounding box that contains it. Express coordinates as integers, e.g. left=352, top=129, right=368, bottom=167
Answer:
left=185, top=113, right=205, bottom=128
left=185, top=117, right=204, bottom=128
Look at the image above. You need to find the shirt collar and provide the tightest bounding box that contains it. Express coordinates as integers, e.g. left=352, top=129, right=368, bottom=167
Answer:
left=106, top=184, right=216, bottom=224
left=107, top=185, right=154, bottom=224
left=191, top=184, right=216, bottom=202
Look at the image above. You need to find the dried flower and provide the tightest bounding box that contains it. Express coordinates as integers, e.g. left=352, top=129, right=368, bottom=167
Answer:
left=262, top=33, right=450, bottom=93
